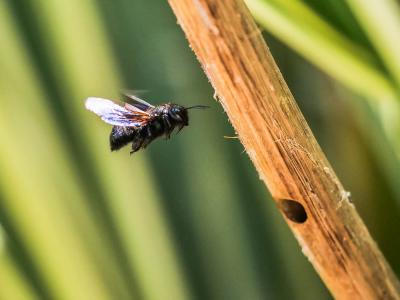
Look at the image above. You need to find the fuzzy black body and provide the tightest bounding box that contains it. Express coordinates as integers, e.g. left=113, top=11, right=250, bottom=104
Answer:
left=110, top=103, right=188, bottom=154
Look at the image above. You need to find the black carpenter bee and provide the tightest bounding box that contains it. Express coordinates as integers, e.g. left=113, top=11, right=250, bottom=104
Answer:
left=85, top=93, right=208, bottom=154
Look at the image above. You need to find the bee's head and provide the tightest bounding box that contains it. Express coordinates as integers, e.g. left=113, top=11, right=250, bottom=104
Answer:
left=169, top=104, right=189, bottom=125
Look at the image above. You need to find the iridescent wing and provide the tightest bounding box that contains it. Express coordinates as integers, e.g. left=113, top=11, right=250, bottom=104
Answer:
left=122, top=91, right=155, bottom=111
left=85, top=97, right=150, bottom=127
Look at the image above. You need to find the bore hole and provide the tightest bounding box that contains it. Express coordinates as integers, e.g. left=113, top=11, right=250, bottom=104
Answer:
left=279, top=199, right=307, bottom=223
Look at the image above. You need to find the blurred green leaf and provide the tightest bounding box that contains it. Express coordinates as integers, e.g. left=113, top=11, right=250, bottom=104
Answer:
left=245, top=0, right=397, bottom=101
left=346, top=0, right=400, bottom=88
left=246, top=0, right=400, bottom=177
left=1, top=0, right=399, bottom=299
left=0, top=247, right=40, bottom=300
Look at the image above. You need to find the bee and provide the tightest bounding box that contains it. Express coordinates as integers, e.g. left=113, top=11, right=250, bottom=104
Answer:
left=85, top=93, right=208, bottom=154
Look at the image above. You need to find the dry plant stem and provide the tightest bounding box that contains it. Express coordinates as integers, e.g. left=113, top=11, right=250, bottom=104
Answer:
left=168, top=0, right=400, bottom=299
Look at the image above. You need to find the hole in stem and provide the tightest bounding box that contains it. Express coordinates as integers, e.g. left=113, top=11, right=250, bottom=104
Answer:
left=279, top=199, right=307, bottom=223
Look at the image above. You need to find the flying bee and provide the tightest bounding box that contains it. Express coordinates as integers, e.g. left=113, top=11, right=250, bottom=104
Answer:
left=85, top=93, right=208, bottom=154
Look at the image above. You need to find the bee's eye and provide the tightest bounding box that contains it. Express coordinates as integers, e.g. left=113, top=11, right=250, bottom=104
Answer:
left=170, top=107, right=183, bottom=121
left=170, top=107, right=180, bottom=116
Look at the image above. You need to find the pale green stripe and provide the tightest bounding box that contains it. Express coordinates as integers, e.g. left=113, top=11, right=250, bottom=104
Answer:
left=245, top=0, right=397, bottom=101
left=0, top=254, right=40, bottom=300
left=30, top=0, right=191, bottom=298
left=0, top=3, right=118, bottom=299
left=346, top=0, right=400, bottom=89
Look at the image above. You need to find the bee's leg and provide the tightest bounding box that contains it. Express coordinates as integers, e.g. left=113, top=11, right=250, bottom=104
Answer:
left=176, top=123, right=185, bottom=134
left=141, top=126, right=155, bottom=148
left=164, top=116, right=172, bottom=128
left=163, top=116, right=173, bottom=139
left=130, top=135, right=144, bottom=154
left=165, top=126, right=175, bottom=140
left=141, top=136, right=155, bottom=149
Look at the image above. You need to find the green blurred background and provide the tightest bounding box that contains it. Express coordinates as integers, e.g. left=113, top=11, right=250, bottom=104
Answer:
left=1, top=0, right=400, bottom=299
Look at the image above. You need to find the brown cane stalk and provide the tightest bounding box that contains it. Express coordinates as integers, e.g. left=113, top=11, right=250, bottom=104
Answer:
left=168, top=0, right=400, bottom=299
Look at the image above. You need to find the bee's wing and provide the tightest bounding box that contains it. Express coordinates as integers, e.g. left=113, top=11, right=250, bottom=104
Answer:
left=85, top=97, right=150, bottom=127
left=123, top=91, right=155, bottom=111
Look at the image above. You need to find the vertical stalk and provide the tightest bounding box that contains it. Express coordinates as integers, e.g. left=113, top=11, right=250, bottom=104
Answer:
left=168, top=0, right=400, bottom=298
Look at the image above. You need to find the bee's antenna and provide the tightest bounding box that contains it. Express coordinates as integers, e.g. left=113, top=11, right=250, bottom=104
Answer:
left=185, top=105, right=210, bottom=110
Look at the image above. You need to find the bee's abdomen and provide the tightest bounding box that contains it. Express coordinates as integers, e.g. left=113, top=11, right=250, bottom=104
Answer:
left=110, top=126, right=137, bottom=151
